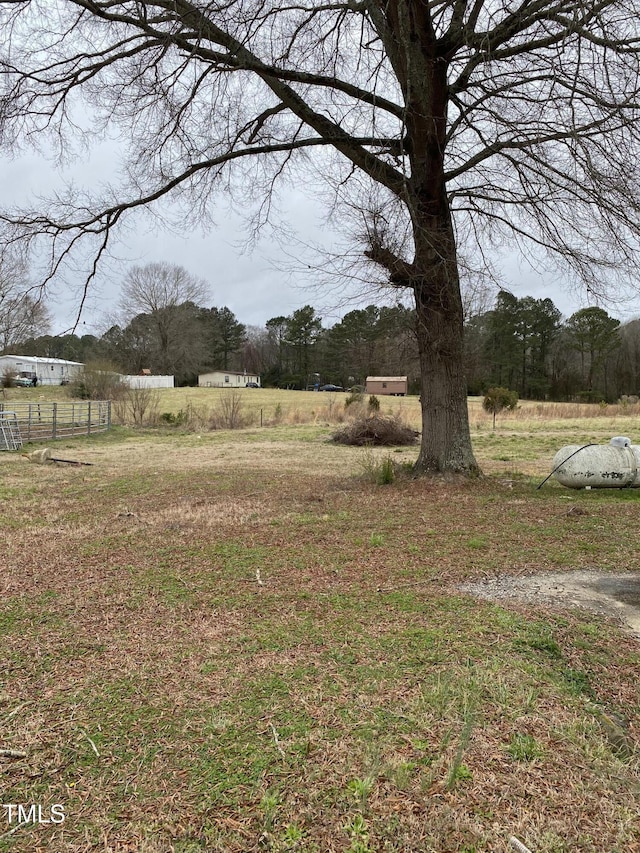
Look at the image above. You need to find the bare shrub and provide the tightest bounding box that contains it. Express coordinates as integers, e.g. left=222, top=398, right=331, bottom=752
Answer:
left=210, top=390, right=253, bottom=429
left=332, top=413, right=419, bottom=446
left=1, top=368, right=16, bottom=388
left=70, top=362, right=125, bottom=400
left=340, top=400, right=366, bottom=421
left=112, top=385, right=160, bottom=426
left=288, top=407, right=309, bottom=424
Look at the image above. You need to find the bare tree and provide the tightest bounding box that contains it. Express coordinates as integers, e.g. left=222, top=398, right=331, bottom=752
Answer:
left=118, top=263, right=209, bottom=320
left=2, top=2, right=640, bottom=473
left=118, top=262, right=210, bottom=377
left=0, top=257, right=50, bottom=351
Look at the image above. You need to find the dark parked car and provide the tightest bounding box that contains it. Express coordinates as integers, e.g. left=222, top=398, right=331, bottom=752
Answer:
left=319, top=384, right=344, bottom=392
left=245, top=382, right=260, bottom=388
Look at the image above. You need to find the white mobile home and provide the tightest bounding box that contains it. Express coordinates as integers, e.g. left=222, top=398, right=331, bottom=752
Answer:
left=0, top=355, right=84, bottom=386
left=198, top=370, right=261, bottom=388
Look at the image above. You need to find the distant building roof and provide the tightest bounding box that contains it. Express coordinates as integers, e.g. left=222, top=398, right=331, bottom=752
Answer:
left=202, top=369, right=257, bottom=376
left=0, top=355, right=84, bottom=366
left=366, top=376, right=408, bottom=382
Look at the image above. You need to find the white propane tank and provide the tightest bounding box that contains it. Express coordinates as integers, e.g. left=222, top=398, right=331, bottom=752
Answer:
left=552, top=438, right=640, bottom=489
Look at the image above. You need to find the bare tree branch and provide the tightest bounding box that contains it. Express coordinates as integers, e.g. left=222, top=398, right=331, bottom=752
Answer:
left=3, top=0, right=640, bottom=472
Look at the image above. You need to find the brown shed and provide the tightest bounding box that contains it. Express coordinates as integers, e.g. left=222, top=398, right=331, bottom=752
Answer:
left=365, top=376, right=408, bottom=396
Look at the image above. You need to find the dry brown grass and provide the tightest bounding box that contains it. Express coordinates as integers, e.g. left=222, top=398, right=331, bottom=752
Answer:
left=1, top=426, right=640, bottom=852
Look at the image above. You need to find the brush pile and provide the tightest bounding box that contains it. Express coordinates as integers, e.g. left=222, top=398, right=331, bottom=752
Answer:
left=332, top=413, right=419, bottom=446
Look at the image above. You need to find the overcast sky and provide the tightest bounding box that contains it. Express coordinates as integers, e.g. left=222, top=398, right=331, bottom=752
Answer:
left=5, top=145, right=640, bottom=338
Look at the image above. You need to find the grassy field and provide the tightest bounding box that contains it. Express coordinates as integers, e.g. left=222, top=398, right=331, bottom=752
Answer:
left=1, top=391, right=640, bottom=852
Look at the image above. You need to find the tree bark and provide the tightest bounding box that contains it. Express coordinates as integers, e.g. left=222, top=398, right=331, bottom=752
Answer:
left=398, top=19, right=480, bottom=477
left=412, top=244, right=480, bottom=476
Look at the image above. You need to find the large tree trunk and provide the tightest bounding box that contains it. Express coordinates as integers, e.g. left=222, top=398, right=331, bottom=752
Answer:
left=412, top=248, right=480, bottom=476
left=398, top=16, right=480, bottom=476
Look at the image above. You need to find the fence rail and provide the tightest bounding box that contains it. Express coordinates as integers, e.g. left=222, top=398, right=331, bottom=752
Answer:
left=0, top=400, right=111, bottom=445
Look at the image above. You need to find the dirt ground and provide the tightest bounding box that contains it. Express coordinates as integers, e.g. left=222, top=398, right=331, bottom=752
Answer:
left=460, top=570, right=640, bottom=636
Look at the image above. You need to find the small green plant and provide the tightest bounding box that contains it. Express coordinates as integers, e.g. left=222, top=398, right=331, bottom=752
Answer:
left=506, top=732, right=543, bottom=761
left=448, top=763, right=473, bottom=786
left=160, top=409, right=187, bottom=426
left=369, top=532, right=385, bottom=547
left=273, top=402, right=283, bottom=423
left=347, top=776, right=374, bottom=807
left=482, top=386, right=519, bottom=428
left=260, top=790, right=280, bottom=831
left=378, top=455, right=395, bottom=485
left=368, top=395, right=380, bottom=411
left=344, top=814, right=372, bottom=853
left=388, top=760, right=416, bottom=790
left=281, top=823, right=304, bottom=847
left=345, top=390, right=364, bottom=407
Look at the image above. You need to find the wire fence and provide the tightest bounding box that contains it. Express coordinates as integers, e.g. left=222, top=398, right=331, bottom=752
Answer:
left=0, top=400, right=111, bottom=447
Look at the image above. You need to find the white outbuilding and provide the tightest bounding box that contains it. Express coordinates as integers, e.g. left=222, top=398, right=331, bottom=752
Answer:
left=0, top=355, right=84, bottom=386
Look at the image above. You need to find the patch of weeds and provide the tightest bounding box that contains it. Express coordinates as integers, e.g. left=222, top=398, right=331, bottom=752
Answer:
left=447, top=762, right=473, bottom=786
left=561, top=667, right=593, bottom=696
left=344, top=813, right=372, bottom=853
left=369, top=532, right=385, bottom=547
left=514, top=627, right=562, bottom=659
left=260, top=789, right=281, bottom=831
left=378, top=455, right=395, bottom=484
left=136, top=566, right=193, bottom=606
left=280, top=823, right=304, bottom=848
left=506, top=732, right=543, bottom=761
left=386, top=760, right=416, bottom=790
left=445, top=689, right=478, bottom=790
left=0, top=599, right=26, bottom=633
left=467, top=536, right=487, bottom=549
left=160, top=409, right=189, bottom=426
left=347, top=776, right=374, bottom=808
left=208, top=541, right=271, bottom=577
left=0, top=595, right=64, bottom=633
left=492, top=677, right=539, bottom=717
left=358, top=450, right=396, bottom=485
left=174, top=842, right=206, bottom=853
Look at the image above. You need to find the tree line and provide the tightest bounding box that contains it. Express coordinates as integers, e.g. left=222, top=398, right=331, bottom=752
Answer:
left=466, top=292, right=632, bottom=402
left=4, top=262, right=640, bottom=401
